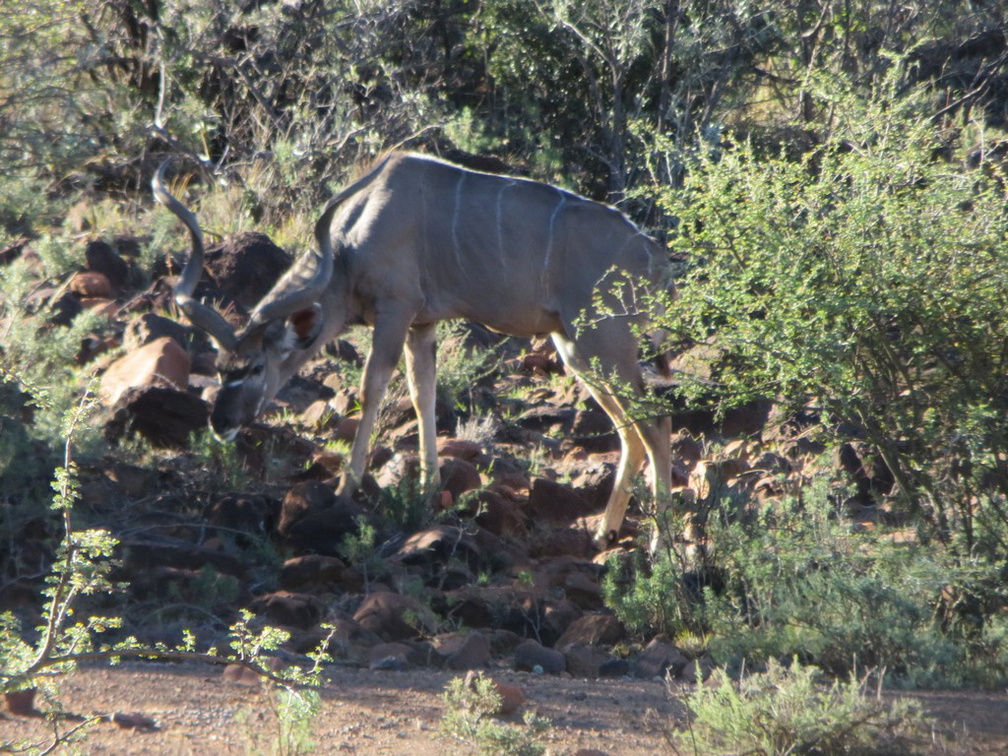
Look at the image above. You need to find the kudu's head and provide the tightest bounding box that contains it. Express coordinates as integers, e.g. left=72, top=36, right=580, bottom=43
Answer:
left=152, top=161, right=335, bottom=440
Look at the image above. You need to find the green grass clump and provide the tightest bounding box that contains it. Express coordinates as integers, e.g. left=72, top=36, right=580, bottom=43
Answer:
left=678, top=659, right=929, bottom=756
left=439, top=673, right=550, bottom=756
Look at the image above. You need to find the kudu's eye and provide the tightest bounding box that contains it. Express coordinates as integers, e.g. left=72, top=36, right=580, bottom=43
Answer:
left=250, top=363, right=265, bottom=377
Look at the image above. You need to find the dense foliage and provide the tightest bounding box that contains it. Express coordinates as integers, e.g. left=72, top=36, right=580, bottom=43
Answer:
left=660, top=66, right=1008, bottom=554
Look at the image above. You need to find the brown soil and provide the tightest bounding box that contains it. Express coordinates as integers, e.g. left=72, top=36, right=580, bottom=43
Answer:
left=2, top=662, right=1007, bottom=755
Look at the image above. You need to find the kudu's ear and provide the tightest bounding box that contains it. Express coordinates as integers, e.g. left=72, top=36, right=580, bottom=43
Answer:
left=288, top=303, right=324, bottom=350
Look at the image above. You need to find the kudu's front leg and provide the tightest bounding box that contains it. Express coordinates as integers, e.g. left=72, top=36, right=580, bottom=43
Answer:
left=339, top=311, right=411, bottom=497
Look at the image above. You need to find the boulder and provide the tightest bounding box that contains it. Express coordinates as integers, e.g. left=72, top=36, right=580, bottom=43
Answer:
left=680, top=655, right=716, bottom=684
left=563, top=571, right=604, bottom=610
left=634, top=637, right=688, bottom=680
left=277, top=481, right=366, bottom=556
left=122, top=313, right=191, bottom=352
left=353, top=591, right=434, bottom=641
left=103, top=385, right=208, bottom=448
left=491, top=680, right=525, bottom=715
left=557, top=613, right=626, bottom=648
left=204, top=493, right=277, bottom=536
left=202, top=232, right=291, bottom=310
left=514, top=639, right=565, bottom=675
left=468, top=488, right=527, bottom=537
left=279, top=554, right=347, bottom=592
left=571, top=409, right=618, bottom=453
left=438, top=631, right=492, bottom=670
left=436, top=437, right=483, bottom=461
left=99, top=336, right=191, bottom=406
left=527, top=478, right=592, bottom=523
left=439, top=457, right=483, bottom=501
left=323, top=618, right=383, bottom=663
left=70, top=270, right=113, bottom=299
left=395, top=525, right=483, bottom=574
left=367, top=642, right=418, bottom=670
left=563, top=643, right=612, bottom=678
left=85, top=239, right=130, bottom=289
left=248, top=591, right=324, bottom=630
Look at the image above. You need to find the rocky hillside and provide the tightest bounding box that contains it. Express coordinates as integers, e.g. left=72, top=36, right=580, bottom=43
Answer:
left=2, top=220, right=886, bottom=689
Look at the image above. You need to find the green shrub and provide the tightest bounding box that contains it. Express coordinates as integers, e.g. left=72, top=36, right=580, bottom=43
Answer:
left=605, top=481, right=1008, bottom=687
left=603, top=545, right=697, bottom=640
left=703, top=490, right=1008, bottom=686
left=0, top=381, right=121, bottom=709
left=657, top=68, right=1008, bottom=558
left=679, top=659, right=928, bottom=756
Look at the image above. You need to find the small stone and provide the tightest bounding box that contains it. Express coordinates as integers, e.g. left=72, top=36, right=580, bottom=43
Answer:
left=370, top=656, right=408, bottom=671
left=111, top=711, right=158, bottom=731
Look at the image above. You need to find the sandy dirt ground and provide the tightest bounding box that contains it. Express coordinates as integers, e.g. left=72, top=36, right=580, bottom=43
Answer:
left=2, top=662, right=1007, bottom=755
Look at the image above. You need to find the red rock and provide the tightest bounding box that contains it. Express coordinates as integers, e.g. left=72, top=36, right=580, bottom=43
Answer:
left=222, top=663, right=261, bottom=686
left=302, top=399, right=338, bottom=430
left=519, top=351, right=560, bottom=374
left=471, top=488, right=527, bottom=537
left=396, top=526, right=482, bottom=572
left=85, top=239, right=130, bottom=288
left=680, top=654, right=716, bottom=684
left=440, top=630, right=492, bottom=670
left=437, top=437, right=483, bottom=460
left=78, top=297, right=119, bottom=318
left=353, top=591, right=433, bottom=641
left=310, top=449, right=344, bottom=476
left=514, top=639, right=565, bottom=675
left=367, top=642, right=416, bottom=668
left=527, top=478, right=591, bottom=523
left=493, top=681, right=524, bottom=715
left=563, top=643, right=611, bottom=678
left=634, top=637, right=688, bottom=679
left=70, top=270, right=113, bottom=298
left=277, top=482, right=365, bottom=556
left=202, top=232, right=291, bottom=309
left=439, top=457, right=483, bottom=500
left=99, top=336, right=190, bottom=406
left=334, top=416, right=360, bottom=443
left=103, top=384, right=208, bottom=448
left=4, top=688, right=36, bottom=716
left=248, top=591, right=323, bottom=630
left=564, top=572, right=604, bottom=610
left=279, top=554, right=347, bottom=591
left=557, top=613, right=626, bottom=648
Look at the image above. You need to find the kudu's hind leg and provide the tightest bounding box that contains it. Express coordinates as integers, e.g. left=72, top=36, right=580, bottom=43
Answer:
left=551, top=331, right=670, bottom=546
left=583, top=387, right=648, bottom=542
left=404, top=323, right=440, bottom=490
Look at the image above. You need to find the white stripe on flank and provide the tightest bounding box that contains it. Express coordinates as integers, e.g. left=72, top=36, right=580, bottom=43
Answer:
left=496, top=182, right=513, bottom=270
left=452, top=174, right=465, bottom=265
left=544, top=190, right=566, bottom=271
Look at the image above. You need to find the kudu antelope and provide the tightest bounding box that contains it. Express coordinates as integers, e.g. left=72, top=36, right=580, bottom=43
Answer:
left=154, top=152, right=675, bottom=545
